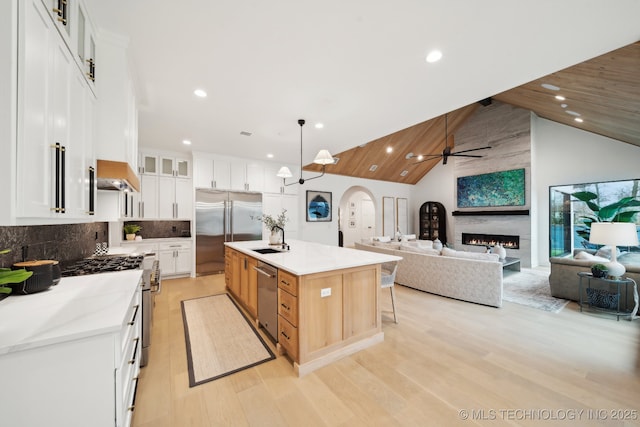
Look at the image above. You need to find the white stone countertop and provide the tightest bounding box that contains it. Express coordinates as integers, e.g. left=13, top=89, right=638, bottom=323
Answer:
left=120, top=237, right=192, bottom=245
left=0, top=270, right=143, bottom=355
left=225, top=239, right=402, bottom=276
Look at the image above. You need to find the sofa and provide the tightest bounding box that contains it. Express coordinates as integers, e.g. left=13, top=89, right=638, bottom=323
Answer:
left=549, top=249, right=640, bottom=311
left=354, top=240, right=504, bottom=307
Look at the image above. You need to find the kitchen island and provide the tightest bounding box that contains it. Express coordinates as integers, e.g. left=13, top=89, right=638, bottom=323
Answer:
left=225, top=239, right=401, bottom=376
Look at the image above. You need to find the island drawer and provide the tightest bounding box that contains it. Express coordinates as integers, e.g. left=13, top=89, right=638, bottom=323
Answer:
left=278, top=270, right=298, bottom=296
left=278, top=315, right=298, bottom=360
left=278, top=288, right=298, bottom=326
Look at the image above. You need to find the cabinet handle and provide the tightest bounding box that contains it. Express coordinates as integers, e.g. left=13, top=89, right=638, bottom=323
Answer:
left=280, top=279, right=290, bottom=287
left=128, top=338, right=140, bottom=364
left=88, top=166, right=95, bottom=215
left=128, top=376, right=139, bottom=412
left=52, top=144, right=60, bottom=212
left=281, top=303, right=290, bottom=310
left=280, top=331, right=290, bottom=340
left=128, top=304, right=140, bottom=325
left=60, top=145, right=66, bottom=213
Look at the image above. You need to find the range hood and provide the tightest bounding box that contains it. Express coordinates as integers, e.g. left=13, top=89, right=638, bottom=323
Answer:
left=96, top=160, right=140, bottom=192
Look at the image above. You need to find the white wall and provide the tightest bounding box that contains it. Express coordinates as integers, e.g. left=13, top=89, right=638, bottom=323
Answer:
left=297, top=173, right=412, bottom=246
left=409, top=161, right=455, bottom=243
left=532, top=115, right=640, bottom=266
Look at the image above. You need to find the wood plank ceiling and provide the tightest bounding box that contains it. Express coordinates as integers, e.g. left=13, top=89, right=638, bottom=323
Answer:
left=305, top=41, right=640, bottom=184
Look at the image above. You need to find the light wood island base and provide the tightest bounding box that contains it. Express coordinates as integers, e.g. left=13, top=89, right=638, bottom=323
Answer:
left=225, top=240, right=400, bottom=376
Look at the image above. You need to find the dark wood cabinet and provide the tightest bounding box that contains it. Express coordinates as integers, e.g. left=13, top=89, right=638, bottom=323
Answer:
left=419, top=201, right=446, bottom=244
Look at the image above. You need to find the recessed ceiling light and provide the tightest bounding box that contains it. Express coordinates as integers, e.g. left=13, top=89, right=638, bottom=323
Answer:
left=560, top=103, right=568, bottom=108
left=315, top=123, right=324, bottom=129
left=386, top=146, right=393, bottom=153
left=400, top=170, right=409, bottom=177
left=574, top=117, right=584, bottom=123
left=193, top=89, right=207, bottom=98
left=565, top=110, right=581, bottom=117
left=426, top=50, right=443, bottom=63
left=267, top=153, right=274, bottom=158
left=417, top=155, right=424, bottom=161
left=541, top=83, right=560, bottom=91
left=182, top=139, right=192, bottom=145
left=369, top=165, right=378, bottom=172
left=555, top=95, right=566, bottom=101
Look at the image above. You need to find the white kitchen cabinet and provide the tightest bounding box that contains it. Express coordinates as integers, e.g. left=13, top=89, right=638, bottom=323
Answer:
left=16, top=0, right=73, bottom=219
left=158, top=177, right=192, bottom=219
left=75, top=1, right=96, bottom=90
left=229, top=159, right=264, bottom=192
left=139, top=174, right=158, bottom=218
left=159, top=241, right=192, bottom=276
left=193, top=156, right=232, bottom=189
left=139, top=152, right=158, bottom=175
left=160, top=156, right=190, bottom=178
left=1, top=273, right=142, bottom=427
left=41, top=0, right=73, bottom=49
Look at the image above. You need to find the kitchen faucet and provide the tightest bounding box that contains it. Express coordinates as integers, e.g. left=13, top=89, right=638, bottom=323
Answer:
left=272, top=225, right=289, bottom=251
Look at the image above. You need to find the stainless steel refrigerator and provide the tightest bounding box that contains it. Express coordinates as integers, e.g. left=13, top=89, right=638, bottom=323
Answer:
left=195, top=190, right=263, bottom=275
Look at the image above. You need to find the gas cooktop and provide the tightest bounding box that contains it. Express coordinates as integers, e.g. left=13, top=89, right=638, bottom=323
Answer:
left=60, top=255, right=145, bottom=277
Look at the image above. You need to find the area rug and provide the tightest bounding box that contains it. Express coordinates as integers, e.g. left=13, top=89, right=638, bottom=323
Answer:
left=181, top=294, right=275, bottom=387
left=502, top=269, right=570, bottom=313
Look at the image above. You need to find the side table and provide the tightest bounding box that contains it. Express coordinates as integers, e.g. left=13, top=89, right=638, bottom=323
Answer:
left=577, top=272, right=637, bottom=321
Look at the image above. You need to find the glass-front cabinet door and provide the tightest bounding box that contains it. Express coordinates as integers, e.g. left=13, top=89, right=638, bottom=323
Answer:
left=140, top=153, right=158, bottom=175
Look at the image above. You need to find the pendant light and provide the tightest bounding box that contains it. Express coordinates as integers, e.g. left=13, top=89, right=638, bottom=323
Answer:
left=276, top=119, right=334, bottom=185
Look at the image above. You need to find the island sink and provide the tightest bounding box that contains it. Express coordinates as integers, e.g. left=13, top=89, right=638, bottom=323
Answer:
left=252, top=248, right=282, bottom=254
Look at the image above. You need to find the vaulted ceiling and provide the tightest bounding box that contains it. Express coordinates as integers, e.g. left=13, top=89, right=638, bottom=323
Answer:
left=307, top=41, right=640, bottom=184
left=84, top=1, right=640, bottom=185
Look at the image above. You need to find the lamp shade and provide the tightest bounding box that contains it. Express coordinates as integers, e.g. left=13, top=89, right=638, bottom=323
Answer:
left=589, top=222, right=639, bottom=246
left=276, top=166, right=293, bottom=178
left=313, top=149, right=334, bottom=165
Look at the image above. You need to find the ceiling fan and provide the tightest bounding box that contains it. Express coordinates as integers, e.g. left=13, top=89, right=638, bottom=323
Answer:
left=407, top=114, right=491, bottom=165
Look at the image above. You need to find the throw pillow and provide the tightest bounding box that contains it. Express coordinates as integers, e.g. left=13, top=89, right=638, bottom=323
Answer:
left=595, top=245, right=621, bottom=260
left=440, top=247, right=499, bottom=261
left=418, top=239, right=433, bottom=249
left=575, top=251, right=609, bottom=263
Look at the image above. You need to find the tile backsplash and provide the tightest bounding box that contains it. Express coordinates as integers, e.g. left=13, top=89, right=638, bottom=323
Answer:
left=0, top=222, right=109, bottom=267
left=122, top=220, right=191, bottom=240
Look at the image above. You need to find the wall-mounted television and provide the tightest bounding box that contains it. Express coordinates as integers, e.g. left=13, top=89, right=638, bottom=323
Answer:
left=457, top=168, right=526, bottom=208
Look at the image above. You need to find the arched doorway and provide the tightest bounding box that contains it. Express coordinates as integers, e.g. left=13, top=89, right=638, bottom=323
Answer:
left=339, top=186, right=377, bottom=248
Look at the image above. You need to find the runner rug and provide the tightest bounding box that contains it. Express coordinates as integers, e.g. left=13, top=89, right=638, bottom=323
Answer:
left=502, top=268, right=570, bottom=313
left=181, top=293, right=275, bottom=387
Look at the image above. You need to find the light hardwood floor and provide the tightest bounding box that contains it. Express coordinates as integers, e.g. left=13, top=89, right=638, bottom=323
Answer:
left=132, top=273, right=640, bottom=427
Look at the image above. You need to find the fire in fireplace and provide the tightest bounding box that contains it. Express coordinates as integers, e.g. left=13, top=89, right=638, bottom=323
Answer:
left=462, top=233, right=520, bottom=249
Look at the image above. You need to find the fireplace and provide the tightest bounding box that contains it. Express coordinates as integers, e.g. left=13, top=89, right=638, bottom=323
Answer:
left=462, top=233, right=520, bottom=249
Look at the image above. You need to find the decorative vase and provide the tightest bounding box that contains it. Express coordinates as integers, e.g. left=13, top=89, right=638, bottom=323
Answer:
left=495, top=243, right=507, bottom=260
left=433, top=238, right=443, bottom=251
left=126, top=233, right=136, bottom=241
left=269, top=230, right=281, bottom=245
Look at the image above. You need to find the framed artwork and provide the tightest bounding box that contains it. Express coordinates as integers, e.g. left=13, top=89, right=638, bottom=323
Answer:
left=382, top=196, right=395, bottom=236
left=457, top=168, right=526, bottom=208
left=396, top=198, right=408, bottom=234
left=306, top=190, right=332, bottom=222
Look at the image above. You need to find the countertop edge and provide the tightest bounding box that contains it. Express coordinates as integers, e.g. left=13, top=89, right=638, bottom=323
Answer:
left=225, top=239, right=402, bottom=276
